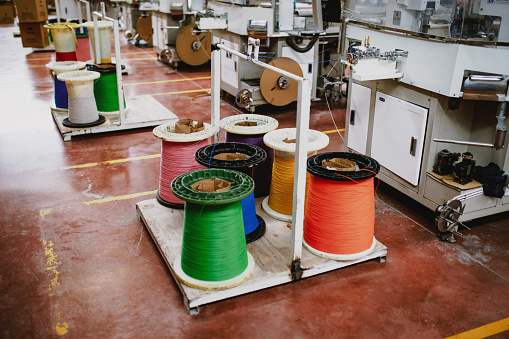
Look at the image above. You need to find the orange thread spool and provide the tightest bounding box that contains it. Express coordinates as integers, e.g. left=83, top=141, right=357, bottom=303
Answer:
left=303, top=152, right=380, bottom=260
left=268, top=153, right=310, bottom=216
left=262, top=128, right=329, bottom=222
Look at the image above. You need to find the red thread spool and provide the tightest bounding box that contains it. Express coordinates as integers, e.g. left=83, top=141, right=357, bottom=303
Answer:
left=303, top=152, right=380, bottom=260
left=56, top=51, right=78, bottom=61
left=153, top=122, right=215, bottom=209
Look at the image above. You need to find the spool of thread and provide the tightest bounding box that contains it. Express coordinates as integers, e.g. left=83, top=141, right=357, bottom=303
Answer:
left=82, top=21, right=114, bottom=64
left=86, top=63, right=127, bottom=115
left=57, top=70, right=106, bottom=127
left=171, top=168, right=256, bottom=290
left=303, top=152, right=380, bottom=260
left=46, top=61, right=86, bottom=111
left=44, top=23, right=81, bottom=61
left=195, top=142, right=267, bottom=243
left=262, top=128, right=329, bottom=222
left=153, top=121, right=215, bottom=209
left=220, top=114, right=279, bottom=198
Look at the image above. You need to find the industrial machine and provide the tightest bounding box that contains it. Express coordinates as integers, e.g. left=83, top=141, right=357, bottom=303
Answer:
left=342, top=0, right=509, bottom=242
left=149, top=0, right=212, bottom=68
left=197, top=0, right=342, bottom=111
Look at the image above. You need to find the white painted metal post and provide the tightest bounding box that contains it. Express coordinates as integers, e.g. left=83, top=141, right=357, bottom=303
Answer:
left=290, top=78, right=311, bottom=262
left=76, top=0, right=82, bottom=33
left=92, top=11, right=125, bottom=126
left=211, top=47, right=221, bottom=141
left=93, top=14, right=101, bottom=64
left=55, top=0, right=61, bottom=22
left=213, top=43, right=310, bottom=267
left=113, top=19, right=125, bottom=126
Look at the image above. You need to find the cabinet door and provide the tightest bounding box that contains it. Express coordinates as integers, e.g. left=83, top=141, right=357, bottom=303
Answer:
left=371, top=92, right=428, bottom=186
left=347, top=83, right=371, bottom=154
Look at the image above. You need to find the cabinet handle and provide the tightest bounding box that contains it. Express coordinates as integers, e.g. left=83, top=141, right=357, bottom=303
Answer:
left=410, top=137, right=417, bottom=156
left=350, top=110, right=355, bottom=125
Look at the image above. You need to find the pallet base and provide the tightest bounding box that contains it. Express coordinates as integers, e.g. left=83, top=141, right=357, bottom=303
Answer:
left=52, top=95, right=178, bottom=141
left=136, top=198, right=388, bottom=315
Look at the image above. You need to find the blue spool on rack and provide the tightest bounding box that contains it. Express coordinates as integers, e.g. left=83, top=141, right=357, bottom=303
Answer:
left=45, top=61, right=86, bottom=111
left=54, top=75, right=68, bottom=109
left=195, top=142, right=267, bottom=243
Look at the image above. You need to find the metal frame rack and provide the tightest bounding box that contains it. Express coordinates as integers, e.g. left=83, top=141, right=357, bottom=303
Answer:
left=51, top=2, right=178, bottom=141
left=136, top=39, right=387, bottom=314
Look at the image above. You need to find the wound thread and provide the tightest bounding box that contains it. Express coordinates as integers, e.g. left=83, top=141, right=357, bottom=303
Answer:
left=68, top=96, right=99, bottom=123
left=56, top=51, right=78, bottom=62
left=225, top=132, right=274, bottom=197
left=268, top=153, right=310, bottom=216
left=159, top=139, right=208, bottom=205
left=303, top=152, right=380, bottom=260
left=54, top=74, right=68, bottom=109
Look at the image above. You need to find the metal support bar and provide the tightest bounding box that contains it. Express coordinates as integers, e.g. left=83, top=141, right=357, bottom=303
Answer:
left=212, top=43, right=310, bottom=265
left=215, top=43, right=304, bottom=82
left=433, top=138, right=495, bottom=148
left=93, top=8, right=125, bottom=127
left=211, top=47, right=221, bottom=141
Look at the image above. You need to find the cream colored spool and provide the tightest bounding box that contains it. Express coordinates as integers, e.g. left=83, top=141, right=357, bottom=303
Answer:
left=57, top=70, right=100, bottom=98
left=153, top=121, right=215, bottom=142
left=173, top=253, right=255, bottom=291
left=46, top=61, right=86, bottom=75
left=82, top=21, right=114, bottom=63
left=44, top=23, right=81, bottom=53
left=220, top=114, right=279, bottom=135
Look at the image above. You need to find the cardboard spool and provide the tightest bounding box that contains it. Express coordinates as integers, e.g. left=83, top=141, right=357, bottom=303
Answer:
left=176, top=25, right=211, bottom=66
left=259, top=57, right=303, bottom=107
left=190, top=179, right=230, bottom=193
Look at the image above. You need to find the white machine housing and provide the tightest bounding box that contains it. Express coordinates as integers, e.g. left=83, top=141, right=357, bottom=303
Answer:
left=344, top=19, right=509, bottom=222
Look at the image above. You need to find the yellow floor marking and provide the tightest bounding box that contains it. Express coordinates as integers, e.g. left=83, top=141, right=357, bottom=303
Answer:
left=123, top=76, right=211, bottom=86
left=123, top=57, right=157, bottom=61
left=322, top=128, right=345, bottom=134
left=43, top=241, right=69, bottom=335
left=151, top=88, right=210, bottom=96
left=26, top=51, right=153, bottom=62
left=446, top=317, right=509, bottom=339
left=39, top=190, right=157, bottom=219
left=83, top=190, right=157, bottom=205
left=55, top=323, right=69, bottom=336
left=50, top=154, right=160, bottom=171
left=120, top=51, right=156, bottom=55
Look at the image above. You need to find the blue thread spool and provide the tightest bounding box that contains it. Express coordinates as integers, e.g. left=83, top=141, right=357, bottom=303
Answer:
left=195, top=142, right=267, bottom=243
left=46, top=61, right=86, bottom=112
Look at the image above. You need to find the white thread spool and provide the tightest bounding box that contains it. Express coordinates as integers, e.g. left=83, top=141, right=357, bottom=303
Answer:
left=46, top=61, right=86, bottom=112
left=57, top=70, right=105, bottom=127
left=82, top=21, right=113, bottom=64
left=44, top=23, right=80, bottom=54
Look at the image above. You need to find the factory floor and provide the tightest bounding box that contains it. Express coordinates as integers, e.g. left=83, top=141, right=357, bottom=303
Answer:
left=1, top=23, right=508, bottom=339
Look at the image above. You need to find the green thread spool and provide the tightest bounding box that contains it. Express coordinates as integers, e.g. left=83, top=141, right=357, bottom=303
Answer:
left=171, top=168, right=256, bottom=291
left=86, top=63, right=126, bottom=113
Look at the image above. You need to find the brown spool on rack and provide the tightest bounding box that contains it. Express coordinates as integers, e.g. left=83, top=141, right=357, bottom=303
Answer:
left=176, top=25, right=211, bottom=66
left=259, top=57, right=303, bottom=106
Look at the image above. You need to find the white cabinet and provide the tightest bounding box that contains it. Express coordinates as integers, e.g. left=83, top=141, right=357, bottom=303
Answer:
left=347, top=83, right=371, bottom=154
left=370, top=92, right=428, bottom=186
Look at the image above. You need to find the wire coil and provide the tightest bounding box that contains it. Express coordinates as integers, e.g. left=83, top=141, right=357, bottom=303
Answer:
left=171, top=168, right=255, bottom=290
left=303, top=152, right=380, bottom=261
left=195, top=142, right=267, bottom=243
left=153, top=122, right=215, bottom=209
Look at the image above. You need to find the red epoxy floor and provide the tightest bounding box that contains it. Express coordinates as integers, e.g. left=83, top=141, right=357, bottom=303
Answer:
left=1, top=23, right=508, bottom=338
